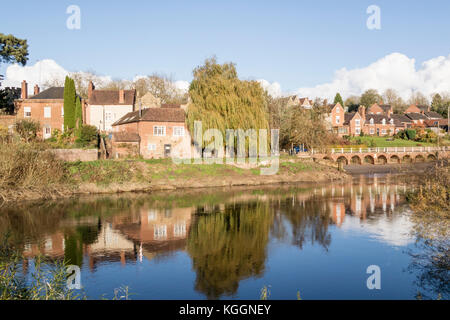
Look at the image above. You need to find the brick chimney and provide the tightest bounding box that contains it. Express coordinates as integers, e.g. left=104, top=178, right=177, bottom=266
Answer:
left=34, top=84, right=40, bottom=96
left=119, top=90, right=125, bottom=104
left=21, top=80, right=28, bottom=99
left=88, top=81, right=95, bottom=100
left=358, top=105, right=366, bottom=120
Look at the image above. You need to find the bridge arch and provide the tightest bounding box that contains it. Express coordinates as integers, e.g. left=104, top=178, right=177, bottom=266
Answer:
left=351, top=155, right=362, bottom=165
left=427, top=154, right=437, bottom=161
left=337, top=156, right=348, bottom=165
left=364, top=155, right=375, bottom=165
left=403, top=155, right=412, bottom=163
left=415, top=155, right=425, bottom=163
left=389, top=155, right=400, bottom=164
left=377, top=155, right=388, bottom=164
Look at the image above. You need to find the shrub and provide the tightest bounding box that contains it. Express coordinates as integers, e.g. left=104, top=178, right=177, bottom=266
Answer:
left=14, top=119, right=40, bottom=143
left=405, top=129, right=416, bottom=140
left=75, top=125, right=98, bottom=147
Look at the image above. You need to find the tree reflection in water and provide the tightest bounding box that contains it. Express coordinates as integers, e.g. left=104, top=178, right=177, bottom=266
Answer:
left=187, top=202, right=273, bottom=299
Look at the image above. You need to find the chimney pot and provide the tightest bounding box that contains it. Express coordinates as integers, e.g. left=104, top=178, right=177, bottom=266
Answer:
left=34, top=84, right=40, bottom=96
left=21, top=80, right=28, bottom=99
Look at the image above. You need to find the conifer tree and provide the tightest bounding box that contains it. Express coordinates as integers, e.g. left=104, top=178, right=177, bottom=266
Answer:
left=63, top=76, right=76, bottom=130
left=334, top=93, right=344, bottom=107
left=75, top=96, right=82, bottom=131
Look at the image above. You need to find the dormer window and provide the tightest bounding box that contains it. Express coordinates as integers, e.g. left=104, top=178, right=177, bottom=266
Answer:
left=390, top=119, right=394, bottom=125
left=370, top=118, right=374, bottom=125
left=336, top=107, right=340, bottom=114
left=382, top=119, right=386, bottom=125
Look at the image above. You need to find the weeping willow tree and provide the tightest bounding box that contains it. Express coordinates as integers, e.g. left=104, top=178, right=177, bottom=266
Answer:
left=187, top=57, right=269, bottom=149
left=187, top=202, right=273, bottom=299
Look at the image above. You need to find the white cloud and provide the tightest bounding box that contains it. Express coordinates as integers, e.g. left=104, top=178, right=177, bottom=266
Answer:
left=294, top=53, right=450, bottom=101
left=5, top=54, right=450, bottom=101
left=257, top=79, right=282, bottom=98
left=3, top=59, right=68, bottom=92
left=174, top=80, right=190, bottom=94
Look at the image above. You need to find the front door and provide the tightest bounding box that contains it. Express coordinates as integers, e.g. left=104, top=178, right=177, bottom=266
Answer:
left=43, top=126, right=51, bottom=139
left=164, top=144, right=171, bottom=158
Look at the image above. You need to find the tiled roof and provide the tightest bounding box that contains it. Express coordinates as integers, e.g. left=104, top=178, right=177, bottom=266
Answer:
left=30, top=87, right=64, bottom=100
left=405, top=113, right=427, bottom=120
left=343, top=112, right=357, bottom=125
left=379, top=105, right=392, bottom=113
left=161, top=104, right=181, bottom=108
left=423, top=111, right=443, bottom=119
left=89, top=89, right=136, bottom=105
left=112, top=132, right=140, bottom=142
left=391, top=114, right=412, bottom=123
left=113, top=107, right=185, bottom=126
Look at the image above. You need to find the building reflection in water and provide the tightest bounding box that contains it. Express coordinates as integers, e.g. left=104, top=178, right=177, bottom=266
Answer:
left=4, top=174, right=413, bottom=298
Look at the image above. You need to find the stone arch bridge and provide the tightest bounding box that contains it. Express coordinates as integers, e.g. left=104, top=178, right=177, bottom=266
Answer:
left=310, top=146, right=450, bottom=165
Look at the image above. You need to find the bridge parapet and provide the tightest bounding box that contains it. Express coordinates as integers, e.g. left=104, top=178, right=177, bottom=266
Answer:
left=308, top=146, right=449, bottom=165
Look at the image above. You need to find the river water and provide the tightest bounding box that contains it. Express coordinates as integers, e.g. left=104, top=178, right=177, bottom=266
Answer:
left=0, top=174, right=445, bottom=300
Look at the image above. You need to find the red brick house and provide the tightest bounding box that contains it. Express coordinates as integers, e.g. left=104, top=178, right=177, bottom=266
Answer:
left=405, top=104, right=430, bottom=114
left=14, top=80, right=66, bottom=139
left=367, top=103, right=393, bottom=117
left=111, top=105, right=192, bottom=159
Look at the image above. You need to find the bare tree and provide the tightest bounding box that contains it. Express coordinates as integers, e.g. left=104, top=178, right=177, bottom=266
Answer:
left=408, top=91, right=429, bottom=106
left=383, top=88, right=407, bottom=114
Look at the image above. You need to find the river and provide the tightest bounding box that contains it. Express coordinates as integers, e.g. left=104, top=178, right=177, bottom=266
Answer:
left=0, top=174, right=445, bottom=300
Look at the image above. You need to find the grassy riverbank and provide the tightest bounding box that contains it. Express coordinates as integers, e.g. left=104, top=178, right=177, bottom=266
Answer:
left=0, top=142, right=348, bottom=203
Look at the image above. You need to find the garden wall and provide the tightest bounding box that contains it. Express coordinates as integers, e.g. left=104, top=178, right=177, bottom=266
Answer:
left=50, top=149, right=99, bottom=162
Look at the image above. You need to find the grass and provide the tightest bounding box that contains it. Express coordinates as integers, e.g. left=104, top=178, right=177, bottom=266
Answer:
left=348, top=136, right=438, bottom=148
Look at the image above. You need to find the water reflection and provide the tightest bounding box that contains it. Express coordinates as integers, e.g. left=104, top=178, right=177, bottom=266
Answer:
left=0, top=175, right=437, bottom=299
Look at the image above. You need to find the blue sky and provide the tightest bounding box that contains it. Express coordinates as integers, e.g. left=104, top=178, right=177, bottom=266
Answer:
left=1, top=0, right=450, bottom=96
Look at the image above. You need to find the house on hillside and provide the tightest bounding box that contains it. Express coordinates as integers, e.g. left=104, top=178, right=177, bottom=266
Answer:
left=85, top=81, right=136, bottom=132
left=14, top=80, right=68, bottom=139
left=404, top=104, right=430, bottom=114
left=111, top=105, right=193, bottom=159
left=367, top=103, right=393, bottom=116
left=286, top=95, right=313, bottom=109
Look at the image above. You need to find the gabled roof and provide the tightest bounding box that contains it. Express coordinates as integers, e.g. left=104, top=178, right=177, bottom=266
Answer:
left=113, top=107, right=185, bottom=126
left=89, top=89, right=136, bottom=105
left=343, top=112, right=359, bottom=125
left=30, top=87, right=64, bottom=100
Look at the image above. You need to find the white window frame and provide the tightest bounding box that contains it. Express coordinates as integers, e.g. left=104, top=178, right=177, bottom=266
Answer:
left=153, top=126, right=166, bottom=136
left=370, top=128, right=375, bottom=135
left=44, top=106, right=51, bottom=119
left=105, top=112, right=112, bottom=122
left=355, top=119, right=360, bottom=126
left=147, top=143, right=156, bottom=151
left=355, top=127, right=361, bottom=135
left=335, top=116, right=340, bottom=124
left=154, top=225, right=167, bottom=240
left=381, top=129, right=387, bottom=135
left=173, top=126, right=185, bottom=137
left=370, top=118, right=374, bottom=125
left=24, top=106, right=31, bottom=118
